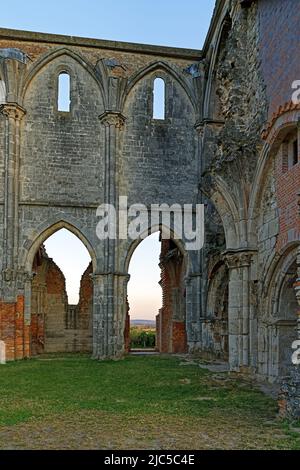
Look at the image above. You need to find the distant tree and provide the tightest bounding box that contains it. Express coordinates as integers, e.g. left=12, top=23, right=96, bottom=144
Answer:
left=130, top=327, right=156, bottom=349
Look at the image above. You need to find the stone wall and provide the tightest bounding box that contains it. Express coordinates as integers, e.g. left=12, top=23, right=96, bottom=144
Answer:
left=120, top=71, right=197, bottom=207
left=202, top=260, right=229, bottom=360
left=20, top=56, right=105, bottom=205
left=200, top=0, right=299, bottom=386
left=279, top=366, right=300, bottom=420
left=0, top=27, right=201, bottom=361
left=200, top=0, right=268, bottom=373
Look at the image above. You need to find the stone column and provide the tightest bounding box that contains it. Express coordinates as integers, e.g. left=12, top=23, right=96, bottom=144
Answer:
left=91, top=272, right=129, bottom=359
left=185, top=273, right=202, bottom=352
left=224, top=250, right=255, bottom=371
left=98, top=111, right=126, bottom=272
left=91, top=273, right=113, bottom=359
left=0, top=104, right=26, bottom=360
left=0, top=103, right=26, bottom=301
left=92, top=111, right=126, bottom=359
left=22, top=271, right=36, bottom=357
left=115, top=273, right=130, bottom=355
left=193, top=123, right=207, bottom=350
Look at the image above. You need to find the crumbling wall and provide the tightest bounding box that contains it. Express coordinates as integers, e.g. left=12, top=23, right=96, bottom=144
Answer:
left=279, top=366, right=300, bottom=420
left=203, top=260, right=229, bottom=360
left=209, top=3, right=267, bottom=181
left=31, top=248, right=93, bottom=354
left=156, top=239, right=187, bottom=353
left=65, top=262, right=93, bottom=352
left=201, top=200, right=227, bottom=358
left=0, top=296, right=26, bottom=361
left=257, top=159, right=279, bottom=273
left=31, top=247, right=68, bottom=353
left=200, top=1, right=269, bottom=374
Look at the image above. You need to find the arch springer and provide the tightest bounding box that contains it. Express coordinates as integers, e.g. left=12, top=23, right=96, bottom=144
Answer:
left=0, top=102, right=26, bottom=120
left=99, top=110, right=126, bottom=128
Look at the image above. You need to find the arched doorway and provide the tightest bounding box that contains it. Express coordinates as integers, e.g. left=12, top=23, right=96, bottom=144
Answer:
left=276, top=259, right=298, bottom=377
left=29, top=228, right=93, bottom=355
left=206, top=261, right=229, bottom=360
left=126, top=231, right=187, bottom=354
left=260, top=245, right=299, bottom=381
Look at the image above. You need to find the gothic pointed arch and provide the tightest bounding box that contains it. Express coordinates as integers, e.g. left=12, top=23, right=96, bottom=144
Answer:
left=203, top=11, right=232, bottom=119
left=248, top=108, right=300, bottom=247
left=123, top=224, right=188, bottom=275
left=21, top=47, right=105, bottom=105
left=123, top=60, right=198, bottom=113
left=22, top=217, right=97, bottom=274
left=202, top=173, right=240, bottom=249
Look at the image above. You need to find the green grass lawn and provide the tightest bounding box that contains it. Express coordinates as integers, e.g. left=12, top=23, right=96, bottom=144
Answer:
left=0, top=354, right=299, bottom=450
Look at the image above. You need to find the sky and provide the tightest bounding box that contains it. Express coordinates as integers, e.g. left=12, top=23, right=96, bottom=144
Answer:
left=4, top=0, right=216, bottom=319
left=127, top=233, right=162, bottom=321
left=45, top=229, right=162, bottom=319
left=44, top=229, right=91, bottom=305
left=1, top=0, right=215, bottom=49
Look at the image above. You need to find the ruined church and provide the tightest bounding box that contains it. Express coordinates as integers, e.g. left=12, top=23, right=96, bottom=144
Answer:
left=0, top=0, right=299, bottom=413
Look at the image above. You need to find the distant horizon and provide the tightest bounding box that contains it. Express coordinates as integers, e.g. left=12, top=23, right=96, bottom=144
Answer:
left=131, top=318, right=156, bottom=322
left=127, top=232, right=162, bottom=320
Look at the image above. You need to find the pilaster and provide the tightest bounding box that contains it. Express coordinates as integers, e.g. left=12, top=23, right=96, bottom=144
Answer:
left=224, top=249, right=256, bottom=371
left=91, top=271, right=129, bottom=359
left=185, top=272, right=203, bottom=351
left=0, top=103, right=26, bottom=301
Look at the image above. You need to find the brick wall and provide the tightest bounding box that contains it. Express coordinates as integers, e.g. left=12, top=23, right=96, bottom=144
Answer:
left=66, top=262, right=93, bottom=352
left=275, top=143, right=300, bottom=251
left=31, top=249, right=67, bottom=353
left=31, top=248, right=93, bottom=355
left=258, top=0, right=300, bottom=118
left=156, top=239, right=187, bottom=353
left=0, top=296, right=26, bottom=360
